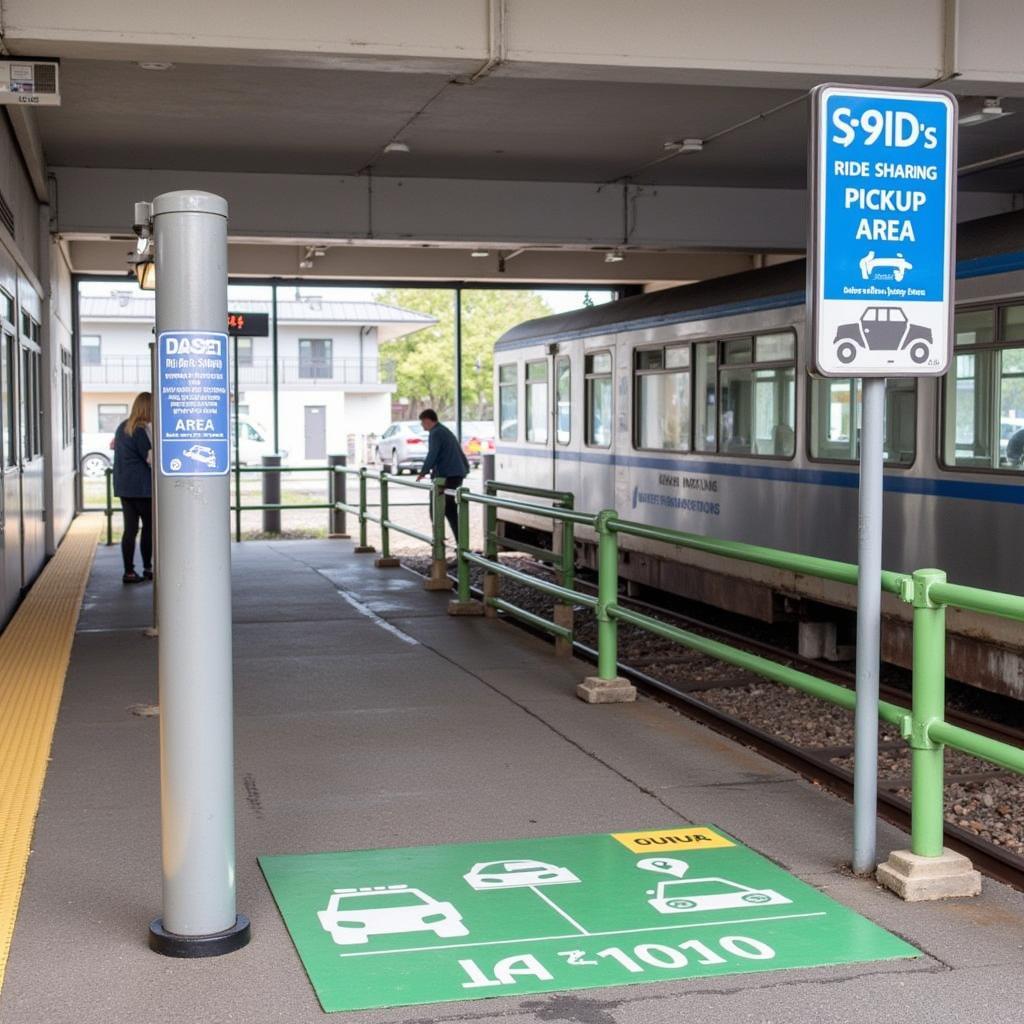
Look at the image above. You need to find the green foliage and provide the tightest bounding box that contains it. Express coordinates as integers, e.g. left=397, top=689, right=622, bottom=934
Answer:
left=376, top=288, right=553, bottom=418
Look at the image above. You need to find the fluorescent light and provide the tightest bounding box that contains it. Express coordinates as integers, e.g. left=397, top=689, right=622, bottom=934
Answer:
left=604, top=250, right=624, bottom=264
left=663, top=138, right=703, bottom=154
left=137, top=62, right=174, bottom=71
left=383, top=141, right=410, bottom=154
left=470, top=250, right=490, bottom=258
left=959, top=98, right=1012, bottom=127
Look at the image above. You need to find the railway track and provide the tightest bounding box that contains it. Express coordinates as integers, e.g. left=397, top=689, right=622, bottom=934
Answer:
left=406, top=554, right=1024, bottom=892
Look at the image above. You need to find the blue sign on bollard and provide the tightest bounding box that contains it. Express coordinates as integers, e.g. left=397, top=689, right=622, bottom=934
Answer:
left=157, top=330, right=230, bottom=476
left=809, top=86, right=956, bottom=377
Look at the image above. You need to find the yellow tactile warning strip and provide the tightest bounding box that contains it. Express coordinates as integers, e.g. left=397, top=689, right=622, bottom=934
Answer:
left=0, top=516, right=100, bottom=993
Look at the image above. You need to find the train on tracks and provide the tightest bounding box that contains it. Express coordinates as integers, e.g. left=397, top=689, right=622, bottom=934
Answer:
left=492, top=209, right=1024, bottom=700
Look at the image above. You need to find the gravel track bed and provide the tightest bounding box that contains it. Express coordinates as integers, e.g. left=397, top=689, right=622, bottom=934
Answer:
left=402, top=552, right=1024, bottom=858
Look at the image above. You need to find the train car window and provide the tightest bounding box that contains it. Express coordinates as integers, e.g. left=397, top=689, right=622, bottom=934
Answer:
left=755, top=333, right=795, bottom=362
left=31, top=349, right=42, bottom=457
left=0, top=292, right=12, bottom=324
left=693, top=341, right=717, bottom=452
left=2, top=333, right=14, bottom=466
left=585, top=351, right=613, bottom=448
left=634, top=344, right=690, bottom=451
left=498, top=363, right=518, bottom=441
left=718, top=332, right=795, bottom=457
left=525, top=360, right=548, bottom=443
left=19, top=346, right=31, bottom=460
left=555, top=355, right=571, bottom=445
left=942, top=304, right=1024, bottom=472
left=61, top=348, right=74, bottom=449
left=808, top=378, right=916, bottom=466
left=955, top=308, right=994, bottom=345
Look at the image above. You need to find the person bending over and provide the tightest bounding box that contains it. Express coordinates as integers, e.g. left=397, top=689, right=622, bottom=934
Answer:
left=416, top=409, right=470, bottom=539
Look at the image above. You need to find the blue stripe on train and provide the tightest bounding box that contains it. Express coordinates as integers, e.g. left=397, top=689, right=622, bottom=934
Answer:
left=497, top=446, right=1024, bottom=505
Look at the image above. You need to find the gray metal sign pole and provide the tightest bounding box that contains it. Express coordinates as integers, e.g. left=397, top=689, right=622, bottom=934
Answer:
left=852, top=377, right=885, bottom=874
left=147, top=190, right=250, bottom=956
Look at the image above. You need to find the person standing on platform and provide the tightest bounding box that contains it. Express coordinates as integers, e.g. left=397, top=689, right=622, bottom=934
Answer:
left=416, top=409, right=470, bottom=540
left=113, top=391, right=154, bottom=584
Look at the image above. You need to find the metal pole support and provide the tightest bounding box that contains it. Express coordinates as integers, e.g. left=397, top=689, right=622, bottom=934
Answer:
left=261, top=454, right=281, bottom=535
left=147, top=190, right=249, bottom=957
left=449, top=486, right=483, bottom=615
left=577, top=511, right=635, bottom=703
left=481, top=452, right=495, bottom=486
left=852, top=377, right=885, bottom=875
left=353, top=467, right=375, bottom=553
left=105, top=467, right=113, bottom=546
left=482, top=482, right=499, bottom=617
left=554, top=497, right=576, bottom=656
left=876, top=568, right=981, bottom=900
left=424, top=477, right=452, bottom=591
left=374, top=472, right=400, bottom=567
left=327, top=454, right=349, bottom=538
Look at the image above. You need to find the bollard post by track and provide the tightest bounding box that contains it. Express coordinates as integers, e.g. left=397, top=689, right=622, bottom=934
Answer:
left=877, top=568, right=981, bottom=900
left=482, top=479, right=499, bottom=617
left=374, top=471, right=400, bottom=568
left=327, top=454, right=349, bottom=538
left=577, top=511, right=635, bottom=703
left=145, top=190, right=249, bottom=956
left=424, top=477, right=452, bottom=591
left=553, top=496, right=576, bottom=656
left=448, top=486, right=483, bottom=615
left=353, top=467, right=375, bottom=553
left=105, top=467, right=113, bottom=546
left=261, top=453, right=282, bottom=535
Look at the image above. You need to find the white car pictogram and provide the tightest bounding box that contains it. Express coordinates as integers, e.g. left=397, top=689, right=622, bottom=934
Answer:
left=317, top=884, right=468, bottom=946
left=464, top=859, right=580, bottom=890
left=183, top=443, right=217, bottom=467
left=647, top=876, right=791, bottom=914
left=859, top=251, right=913, bottom=282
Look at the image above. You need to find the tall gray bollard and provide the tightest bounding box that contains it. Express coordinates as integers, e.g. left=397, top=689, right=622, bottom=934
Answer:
left=146, top=191, right=250, bottom=956
left=262, top=453, right=282, bottom=534
left=481, top=452, right=495, bottom=485
left=328, top=453, right=349, bottom=538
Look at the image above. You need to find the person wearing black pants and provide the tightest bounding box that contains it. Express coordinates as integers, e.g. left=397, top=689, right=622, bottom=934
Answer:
left=416, top=409, right=471, bottom=540
left=113, top=391, right=154, bottom=584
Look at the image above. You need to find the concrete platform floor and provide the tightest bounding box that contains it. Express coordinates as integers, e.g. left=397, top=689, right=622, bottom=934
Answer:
left=2, top=538, right=1023, bottom=1023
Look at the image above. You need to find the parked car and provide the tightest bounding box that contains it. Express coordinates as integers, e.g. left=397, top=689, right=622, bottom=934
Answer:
left=461, top=420, right=495, bottom=468
left=80, top=431, right=116, bottom=478
left=376, top=421, right=429, bottom=474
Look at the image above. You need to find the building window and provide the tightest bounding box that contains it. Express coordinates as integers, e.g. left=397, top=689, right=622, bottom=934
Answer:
left=718, top=332, right=795, bottom=457
left=81, top=334, right=102, bottom=366
left=555, top=355, right=571, bottom=445
left=235, top=337, right=254, bottom=367
left=635, top=344, right=690, bottom=451
left=299, top=338, right=332, bottom=379
left=585, top=351, right=613, bottom=448
left=498, top=364, right=517, bottom=441
left=61, top=348, right=74, bottom=449
left=809, top=378, right=916, bottom=466
left=98, top=403, right=128, bottom=433
left=525, top=360, right=548, bottom=443
left=942, top=304, right=1024, bottom=471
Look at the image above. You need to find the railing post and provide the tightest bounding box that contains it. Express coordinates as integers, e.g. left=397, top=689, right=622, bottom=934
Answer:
left=577, top=511, right=635, bottom=703
left=374, top=471, right=400, bottom=568
left=482, top=481, right=499, bottom=617
left=261, top=454, right=281, bottom=535
left=877, top=568, right=981, bottom=900
left=327, top=454, right=349, bottom=538
left=353, top=467, right=375, bottom=554
left=553, top=496, right=576, bottom=656
left=448, top=486, right=484, bottom=615
left=105, top=467, right=114, bottom=546
left=424, top=477, right=452, bottom=591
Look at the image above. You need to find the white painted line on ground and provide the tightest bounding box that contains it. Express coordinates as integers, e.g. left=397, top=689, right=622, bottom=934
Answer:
left=337, top=911, right=827, bottom=958
left=335, top=589, right=418, bottom=645
left=529, top=886, right=590, bottom=935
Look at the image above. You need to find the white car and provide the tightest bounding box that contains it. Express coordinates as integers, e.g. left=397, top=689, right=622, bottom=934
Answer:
left=183, top=443, right=217, bottom=467
left=647, top=876, right=790, bottom=914
left=859, top=251, right=913, bottom=282
left=317, top=885, right=467, bottom=946
left=464, top=859, right=579, bottom=890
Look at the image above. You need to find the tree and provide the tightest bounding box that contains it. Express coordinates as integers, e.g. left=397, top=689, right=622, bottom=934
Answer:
left=376, top=288, right=553, bottom=419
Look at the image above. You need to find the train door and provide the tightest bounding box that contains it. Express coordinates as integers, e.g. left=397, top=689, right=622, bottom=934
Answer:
left=0, top=288, right=21, bottom=615
left=17, top=292, right=45, bottom=588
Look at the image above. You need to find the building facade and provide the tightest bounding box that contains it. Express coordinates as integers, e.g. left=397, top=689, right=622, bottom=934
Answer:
left=79, top=291, right=434, bottom=470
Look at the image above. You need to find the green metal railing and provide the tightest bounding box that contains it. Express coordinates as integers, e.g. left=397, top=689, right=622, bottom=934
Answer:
left=450, top=488, right=1024, bottom=867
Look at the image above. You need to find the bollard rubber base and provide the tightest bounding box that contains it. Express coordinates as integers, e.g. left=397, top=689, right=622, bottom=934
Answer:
left=149, top=914, right=251, bottom=958
left=353, top=545, right=376, bottom=554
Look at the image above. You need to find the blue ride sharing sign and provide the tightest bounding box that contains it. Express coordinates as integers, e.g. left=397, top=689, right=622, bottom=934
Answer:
left=157, top=330, right=230, bottom=477
left=809, top=86, right=956, bottom=377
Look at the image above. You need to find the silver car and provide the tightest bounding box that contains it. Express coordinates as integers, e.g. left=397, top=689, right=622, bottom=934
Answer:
left=376, top=421, right=429, bottom=474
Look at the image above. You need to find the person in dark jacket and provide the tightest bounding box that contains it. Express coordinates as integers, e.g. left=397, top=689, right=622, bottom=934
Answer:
left=416, top=409, right=470, bottom=539
left=113, top=391, right=154, bottom=584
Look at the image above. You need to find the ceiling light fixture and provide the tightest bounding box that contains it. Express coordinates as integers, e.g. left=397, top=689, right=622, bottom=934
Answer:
left=959, top=98, right=1012, bottom=127
left=470, top=250, right=490, bottom=258
left=604, top=250, right=625, bottom=264
left=137, top=62, right=174, bottom=71
left=383, top=141, right=410, bottom=154
left=663, top=138, right=704, bottom=154
left=298, top=259, right=314, bottom=270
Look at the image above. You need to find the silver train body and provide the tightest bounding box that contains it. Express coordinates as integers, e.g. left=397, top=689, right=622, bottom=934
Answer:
left=493, top=211, right=1024, bottom=699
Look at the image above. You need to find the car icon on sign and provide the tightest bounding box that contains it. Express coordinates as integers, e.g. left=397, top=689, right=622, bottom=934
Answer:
left=183, top=443, right=217, bottom=467
left=464, top=859, right=580, bottom=890
left=317, top=884, right=467, bottom=946
left=859, top=250, right=913, bottom=282
left=647, top=876, right=791, bottom=914
left=833, top=306, right=932, bottom=366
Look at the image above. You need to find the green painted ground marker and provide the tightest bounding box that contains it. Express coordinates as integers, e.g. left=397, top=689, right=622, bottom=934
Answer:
left=259, top=825, right=918, bottom=1013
